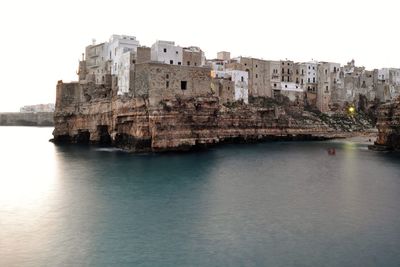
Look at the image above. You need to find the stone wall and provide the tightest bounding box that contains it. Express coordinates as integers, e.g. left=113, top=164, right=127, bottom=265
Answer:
left=134, top=62, right=212, bottom=106
left=0, top=112, right=54, bottom=126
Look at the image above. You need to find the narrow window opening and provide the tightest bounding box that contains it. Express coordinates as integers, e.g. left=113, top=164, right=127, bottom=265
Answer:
left=181, top=81, right=187, bottom=90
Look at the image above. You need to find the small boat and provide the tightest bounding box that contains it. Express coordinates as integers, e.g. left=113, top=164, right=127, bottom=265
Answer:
left=327, top=148, right=336, bottom=155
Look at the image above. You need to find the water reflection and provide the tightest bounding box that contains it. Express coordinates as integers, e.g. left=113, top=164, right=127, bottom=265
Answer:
left=0, top=127, right=60, bottom=266
left=1, top=127, right=400, bottom=266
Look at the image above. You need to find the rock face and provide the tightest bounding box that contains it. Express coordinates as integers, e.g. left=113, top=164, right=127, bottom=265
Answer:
left=53, top=81, right=373, bottom=152
left=371, top=97, right=400, bottom=150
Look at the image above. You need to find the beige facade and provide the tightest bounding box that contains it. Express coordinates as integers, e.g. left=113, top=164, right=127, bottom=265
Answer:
left=211, top=78, right=235, bottom=103
left=85, top=42, right=110, bottom=84
left=133, top=62, right=212, bottom=106
left=293, top=63, right=307, bottom=88
left=236, top=57, right=273, bottom=97
left=136, top=46, right=151, bottom=64
left=280, top=60, right=294, bottom=83
left=183, top=47, right=203, bottom=67
left=217, top=51, right=231, bottom=61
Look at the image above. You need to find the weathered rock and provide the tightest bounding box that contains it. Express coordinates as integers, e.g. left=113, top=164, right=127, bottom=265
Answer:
left=52, top=81, right=374, bottom=152
left=370, top=97, right=400, bottom=151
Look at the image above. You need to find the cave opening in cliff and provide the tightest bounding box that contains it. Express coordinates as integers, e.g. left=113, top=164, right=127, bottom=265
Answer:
left=97, top=125, right=112, bottom=145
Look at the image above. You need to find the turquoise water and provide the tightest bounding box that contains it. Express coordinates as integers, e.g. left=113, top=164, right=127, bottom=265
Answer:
left=0, top=126, right=400, bottom=266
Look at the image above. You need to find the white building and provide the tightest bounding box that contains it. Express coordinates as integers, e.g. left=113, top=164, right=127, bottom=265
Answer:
left=305, top=61, right=318, bottom=85
left=118, top=52, right=135, bottom=94
left=151, top=40, right=183, bottom=65
left=108, top=35, right=140, bottom=75
left=280, top=82, right=304, bottom=102
left=226, top=70, right=249, bottom=104
left=378, top=68, right=390, bottom=82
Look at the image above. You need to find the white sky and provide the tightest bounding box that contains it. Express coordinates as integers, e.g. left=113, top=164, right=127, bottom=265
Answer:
left=0, top=0, right=399, bottom=111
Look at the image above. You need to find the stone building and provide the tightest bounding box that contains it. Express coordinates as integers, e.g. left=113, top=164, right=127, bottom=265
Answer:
left=211, top=78, right=235, bottom=103
left=183, top=46, right=205, bottom=67
left=225, top=70, right=249, bottom=103
left=84, top=41, right=110, bottom=84
left=317, top=62, right=340, bottom=112
left=217, top=51, right=231, bottom=61
left=293, top=63, right=307, bottom=89
left=235, top=57, right=273, bottom=97
left=133, top=62, right=212, bottom=106
left=280, top=60, right=294, bottom=83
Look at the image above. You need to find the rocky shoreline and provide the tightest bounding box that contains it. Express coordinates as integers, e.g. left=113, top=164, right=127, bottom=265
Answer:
left=52, top=82, right=377, bottom=152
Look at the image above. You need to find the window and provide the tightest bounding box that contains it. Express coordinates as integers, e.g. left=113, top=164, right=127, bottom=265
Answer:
left=313, top=77, right=315, bottom=83
left=313, top=67, right=315, bottom=70
left=194, top=63, right=197, bottom=66
left=296, top=69, right=299, bottom=75
left=282, top=68, right=284, bottom=73
left=287, top=63, right=290, bottom=66
left=176, top=51, right=178, bottom=54
left=282, top=76, right=285, bottom=82
left=166, top=81, right=169, bottom=88
left=301, top=79, right=303, bottom=84
left=308, top=66, right=310, bottom=70
left=325, top=69, right=328, bottom=75
left=255, top=74, right=258, bottom=78
left=256, top=64, right=258, bottom=68
left=325, top=86, right=329, bottom=92
left=132, top=60, right=136, bottom=64
left=296, top=78, right=299, bottom=83
left=302, top=69, right=304, bottom=75
left=334, top=67, right=337, bottom=73
left=181, top=81, right=187, bottom=90
left=187, top=61, right=190, bottom=66
left=178, top=62, right=181, bottom=65
left=287, top=69, right=290, bottom=74
left=164, top=48, right=167, bottom=53
left=170, top=60, right=173, bottom=64
left=285, top=85, right=288, bottom=88
left=287, top=77, right=290, bottom=82
left=241, top=76, right=244, bottom=82
left=166, top=74, right=169, bottom=79
left=274, top=83, right=277, bottom=87
left=308, top=78, right=310, bottom=83
left=244, top=63, right=247, bottom=66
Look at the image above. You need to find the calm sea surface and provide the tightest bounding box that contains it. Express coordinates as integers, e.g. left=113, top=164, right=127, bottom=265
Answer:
left=0, top=126, right=400, bottom=267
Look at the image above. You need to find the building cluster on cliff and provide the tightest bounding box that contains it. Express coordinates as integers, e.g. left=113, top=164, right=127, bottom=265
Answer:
left=75, top=34, right=400, bottom=112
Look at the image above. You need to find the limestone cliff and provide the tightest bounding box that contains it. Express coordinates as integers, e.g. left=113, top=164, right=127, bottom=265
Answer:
left=52, top=81, right=373, bottom=152
left=371, top=97, right=400, bottom=150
